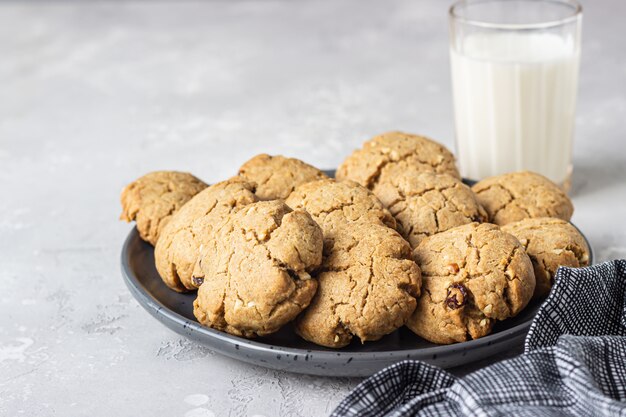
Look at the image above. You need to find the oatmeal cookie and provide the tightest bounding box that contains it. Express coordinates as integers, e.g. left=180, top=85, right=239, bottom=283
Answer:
left=295, top=221, right=421, bottom=348
left=502, top=217, right=590, bottom=298
left=375, top=172, right=487, bottom=248
left=471, top=171, right=573, bottom=226
left=407, top=222, right=535, bottom=345
left=238, top=154, right=327, bottom=200
left=285, top=178, right=396, bottom=233
left=154, top=177, right=258, bottom=292
left=120, top=171, right=207, bottom=245
left=192, top=201, right=323, bottom=338
left=335, top=132, right=460, bottom=200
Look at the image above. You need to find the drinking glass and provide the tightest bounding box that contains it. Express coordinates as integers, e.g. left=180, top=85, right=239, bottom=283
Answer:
left=449, top=0, right=582, bottom=189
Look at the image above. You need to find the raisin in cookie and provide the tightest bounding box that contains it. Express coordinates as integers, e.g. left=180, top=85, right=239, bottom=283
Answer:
left=295, top=221, right=421, bottom=348
left=502, top=217, right=590, bottom=299
left=120, top=171, right=207, bottom=245
left=336, top=132, right=460, bottom=201
left=238, top=154, right=327, bottom=200
left=471, top=171, right=573, bottom=226
left=375, top=172, right=487, bottom=248
left=154, top=177, right=258, bottom=292
left=407, top=223, right=535, bottom=345
left=192, top=201, right=323, bottom=338
left=285, top=178, right=396, bottom=233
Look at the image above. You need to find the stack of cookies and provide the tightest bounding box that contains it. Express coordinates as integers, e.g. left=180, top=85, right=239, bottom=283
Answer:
left=120, top=132, right=590, bottom=347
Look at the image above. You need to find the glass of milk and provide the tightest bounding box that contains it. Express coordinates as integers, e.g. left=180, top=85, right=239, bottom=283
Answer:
left=449, top=0, right=582, bottom=189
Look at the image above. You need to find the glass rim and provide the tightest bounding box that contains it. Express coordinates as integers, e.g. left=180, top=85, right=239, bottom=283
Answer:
left=449, top=0, right=582, bottom=30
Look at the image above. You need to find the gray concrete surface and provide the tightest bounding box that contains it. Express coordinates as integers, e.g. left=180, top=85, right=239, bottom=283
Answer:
left=1, top=1, right=625, bottom=416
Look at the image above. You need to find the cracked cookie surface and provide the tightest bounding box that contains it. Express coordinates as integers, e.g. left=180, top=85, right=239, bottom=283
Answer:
left=238, top=154, right=328, bottom=200
left=154, top=177, right=258, bottom=292
left=502, top=217, right=590, bottom=299
left=375, top=172, right=487, bottom=248
left=407, top=222, right=535, bottom=345
left=471, top=171, right=573, bottom=226
left=285, top=178, right=396, bottom=233
left=120, top=171, right=207, bottom=245
left=295, top=221, right=421, bottom=348
left=335, top=132, right=460, bottom=200
left=192, top=200, right=323, bottom=338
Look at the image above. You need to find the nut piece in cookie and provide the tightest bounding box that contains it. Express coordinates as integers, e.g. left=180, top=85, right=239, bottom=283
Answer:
left=335, top=132, right=460, bottom=200
left=471, top=171, right=573, bottom=226
left=238, top=154, right=328, bottom=200
left=285, top=178, right=396, bottom=232
left=154, top=177, right=258, bottom=292
left=295, top=221, right=421, bottom=348
left=375, top=172, right=487, bottom=248
left=192, top=201, right=323, bottom=338
left=120, top=171, right=207, bottom=245
left=407, top=222, right=535, bottom=345
left=502, top=217, right=590, bottom=299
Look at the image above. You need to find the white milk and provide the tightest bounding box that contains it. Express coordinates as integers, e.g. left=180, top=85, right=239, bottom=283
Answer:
left=451, top=32, right=580, bottom=185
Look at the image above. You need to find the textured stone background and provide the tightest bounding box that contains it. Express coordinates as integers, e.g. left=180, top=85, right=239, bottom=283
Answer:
left=1, top=1, right=625, bottom=416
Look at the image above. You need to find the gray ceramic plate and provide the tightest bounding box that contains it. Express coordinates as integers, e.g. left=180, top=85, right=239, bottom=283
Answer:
left=120, top=175, right=593, bottom=377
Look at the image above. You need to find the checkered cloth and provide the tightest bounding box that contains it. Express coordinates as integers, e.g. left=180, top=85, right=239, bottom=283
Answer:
left=332, top=260, right=626, bottom=417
